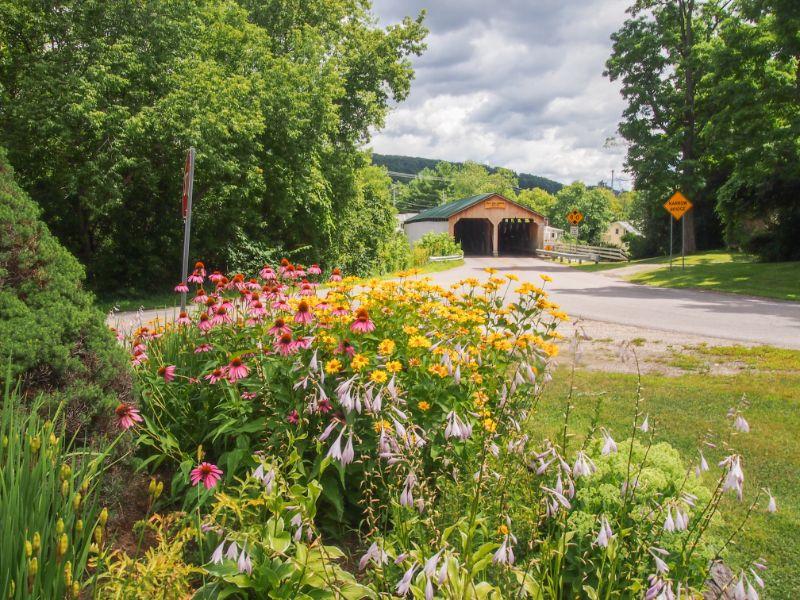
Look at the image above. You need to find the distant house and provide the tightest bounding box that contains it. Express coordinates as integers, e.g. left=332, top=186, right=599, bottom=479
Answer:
left=395, top=212, right=418, bottom=232
left=403, top=193, right=547, bottom=256
left=602, top=220, right=643, bottom=248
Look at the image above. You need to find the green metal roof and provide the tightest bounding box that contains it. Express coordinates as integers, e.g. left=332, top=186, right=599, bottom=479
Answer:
left=404, top=193, right=495, bottom=223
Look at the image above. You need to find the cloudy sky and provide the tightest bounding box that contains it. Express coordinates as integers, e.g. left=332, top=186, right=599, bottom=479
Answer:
left=369, top=0, right=632, bottom=188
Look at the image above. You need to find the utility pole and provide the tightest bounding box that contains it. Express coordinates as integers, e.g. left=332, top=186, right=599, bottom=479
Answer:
left=180, top=147, right=196, bottom=312
left=611, top=170, right=615, bottom=192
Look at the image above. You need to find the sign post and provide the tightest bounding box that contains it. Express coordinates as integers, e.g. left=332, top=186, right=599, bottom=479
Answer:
left=180, top=147, right=196, bottom=312
left=566, top=209, right=584, bottom=243
left=663, top=191, right=692, bottom=271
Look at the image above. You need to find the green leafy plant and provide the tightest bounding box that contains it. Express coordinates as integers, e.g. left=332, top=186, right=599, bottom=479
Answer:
left=414, top=231, right=462, bottom=257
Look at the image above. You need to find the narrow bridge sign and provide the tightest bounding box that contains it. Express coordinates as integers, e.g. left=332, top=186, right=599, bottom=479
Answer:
left=664, top=192, right=692, bottom=220
left=566, top=209, right=584, bottom=225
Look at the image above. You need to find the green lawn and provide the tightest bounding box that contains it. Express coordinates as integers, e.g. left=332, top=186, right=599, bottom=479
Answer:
left=573, top=255, right=666, bottom=272
left=96, top=290, right=179, bottom=314
left=626, top=251, right=800, bottom=301
left=537, top=368, right=800, bottom=598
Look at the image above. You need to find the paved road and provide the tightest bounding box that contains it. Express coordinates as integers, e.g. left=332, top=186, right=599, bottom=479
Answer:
left=426, top=257, right=800, bottom=349
left=109, top=257, right=800, bottom=349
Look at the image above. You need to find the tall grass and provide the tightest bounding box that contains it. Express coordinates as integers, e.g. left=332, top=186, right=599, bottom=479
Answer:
left=0, top=376, right=113, bottom=598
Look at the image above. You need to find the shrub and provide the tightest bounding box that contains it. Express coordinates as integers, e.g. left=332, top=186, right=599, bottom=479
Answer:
left=374, top=230, right=411, bottom=274
left=0, top=148, right=131, bottom=429
left=414, top=231, right=461, bottom=257
left=410, top=244, right=430, bottom=267
left=0, top=381, right=112, bottom=599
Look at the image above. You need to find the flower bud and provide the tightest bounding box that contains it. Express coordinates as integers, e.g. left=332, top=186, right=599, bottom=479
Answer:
left=72, top=492, right=82, bottom=511
left=2, top=434, right=7, bottom=448
left=75, top=520, right=83, bottom=534
left=7, top=579, right=14, bottom=596
left=29, top=435, right=41, bottom=454
left=72, top=582, right=80, bottom=598
left=64, top=562, right=73, bottom=587
left=49, top=433, right=58, bottom=447
left=25, top=541, right=32, bottom=558
left=56, top=519, right=65, bottom=534
left=99, top=508, right=108, bottom=527
left=28, top=557, right=38, bottom=576
left=57, top=534, right=69, bottom=559
left=32, top=533, right=40, bottom=553
left=93, top=527, right=103, bottom=546
left=60, top=464, right=72, bottom=481
left=155, top=481, right=164, bottom=498
left=61, top=479, right=69, bottom=497
left=148, top=478, right=157, bottom=496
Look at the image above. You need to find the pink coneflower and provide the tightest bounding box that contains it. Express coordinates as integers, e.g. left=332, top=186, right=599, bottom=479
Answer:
left=190, top=462, right=223, bottom=489
left=115, top=403, right=143, bottom=430
left=272, top=296, right=291, bottom=311
left=246, top=278, right=260, bottom=291
left=225, top=357, right=250, bottom=382
left=187, top=261, right=206, bottom=284
left=335, top=339, right=356, bottom=357
left=205, top=368, right=225, bottom=384
left=294, top=336, right=312, bottom=351
left=249, top=300, right=266, bottom=317
left=131, top=349, right=148, bottom=366
left=198, top=313, right=213, bottom=332
left=260, top=265, right=276, bottom=280
left=275, top=333, right=299, bottom=356
left=209, top=270, right=225, bottom=284
left=279, top=258, right=290, bottom=274
left=331, top=305, right=350, bottom=317
left=299, top=282, right=315, bottom=296
left=241, top=391, right=257, bottom=400
left=295, top=265, right=307, bottom=278
left=287, top=410, right=300, bottom=425
left=269, top=318, right=291, bottom=337
left=318, top=398, right=332, bottom=413
left=211, top=305, right=232, bottom=326
left=192, top=288, right=208, bottom=304
left=308, top=264, right=322, bottom=276
left=177, top=311, right=192, bottom=326
left=194, top=343, right=213, bottom=353
left=174, top=282, right=189, bottom=293
left=294, top=301, right=313, bottom=325
left=157, top=365, right=176, bottom=382
left=329, top=268, right=342, bottom=282
left=350, top=308, right=375, bottom=333
left=283, top=264, right=298, bottom=280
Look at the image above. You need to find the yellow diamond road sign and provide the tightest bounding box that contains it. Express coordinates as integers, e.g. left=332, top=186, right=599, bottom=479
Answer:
left=567, top=209, right=584, bottom=225
left=664, top=192, right=693, bottom=221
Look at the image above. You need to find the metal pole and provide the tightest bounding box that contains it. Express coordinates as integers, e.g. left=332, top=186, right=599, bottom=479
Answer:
left=180, top=147, right=196, bottom=312
left=669, top=215, right=673, bottom=271
left=681, top=214, right=685, bottom=269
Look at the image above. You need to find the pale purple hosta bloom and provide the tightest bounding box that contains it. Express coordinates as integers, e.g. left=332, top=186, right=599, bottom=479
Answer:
left=210, top=541, right=225, bottom=564
left=572, top=451, right=596, bottom=478
left=640, top=414, right=650, bottom=433
left=542, top=484, right=571, bottom=511
left=699, top=451, right=709, bottom=472
left=663, top=508, right=676, bottom=533
left=319, top=420, right=339, bottom=441
left=493, top=535, right=516, bottom=565
left=358, top=542, right=388, bottom=570
left=645, top=576, right=674, bottom=600
left=601, top=429, right=618, bottom=455
left=767, top=491, right=777, bottom=513
left=327, top=428, right=345, bottom=463
left=400, top=473, right=416, bottom=508
left=342, top=432, right=355, bottom=466
left=535, top=456, right=555, bottom=475
left=594, top=516, right=614, bottom=547
left=394, top=553, right=409, bottom=565
left=291, top=513, right=304, bottom=542
left=438, top=559, right=448, bottom=585
left=237, top=549, right=252, bottom=575
left=395, top=564, right=417, bottom=596
left=423, top=550, right=443, bottom=577
left=734, top=414, right=750, bottom=433
left=454, top=364, right=461, bottom=385
left=425, top=577, right=434, bottom=600
left=225, top=541, right=239, bottom=561
left=445, top=411, right=472, bottom=440
left=749, top=567, right=765, bottom=590
left=649, top=548, right=670, bottom=575
left=252, top=464, right=276, bottom=493
left=720, top=454, right=745, bottom=500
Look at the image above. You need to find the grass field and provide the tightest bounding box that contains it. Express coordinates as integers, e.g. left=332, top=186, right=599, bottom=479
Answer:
left=626, top=251, right=800, bottom=301
left=539, top=367, right=800, bottom=598
left=573, top=255, right=666, bottom=272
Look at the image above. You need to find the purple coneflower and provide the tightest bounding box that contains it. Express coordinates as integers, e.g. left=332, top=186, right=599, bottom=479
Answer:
left=294, top=301, right=313, bottom=324
left=329, top=268, right=343, bottom=282
left=351, top=308, right=375, bottom=333
left=174, top=282, right=189, bottom=293
left=157, top=365, right=176, bottom=382
left=115, top=403, right=143, bottom=430
left=190, top=462, right=223, bottom=489
left=194, top=343, right=213, bottom=353
left=225, top=357, right=250, bottom=382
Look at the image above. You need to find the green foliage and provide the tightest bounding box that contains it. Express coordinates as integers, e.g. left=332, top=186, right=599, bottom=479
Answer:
left=0, top=148, right=130, bottom=427
left=517, top=187, right=557, bottom=215
left=414, top=232, right=462, bottom=257
left=374, top=230, right=411, bottom=274
left=0, top=383, right=111, bottom=599
left=548, top=182, right=615, bottom=244
left=0, top=0, right=427, bottom=287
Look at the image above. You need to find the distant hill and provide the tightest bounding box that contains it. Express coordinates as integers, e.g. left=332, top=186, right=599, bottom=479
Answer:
left=371, top=153, right=564, bottom=195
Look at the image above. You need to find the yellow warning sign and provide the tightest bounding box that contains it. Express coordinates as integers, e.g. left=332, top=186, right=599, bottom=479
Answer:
left=566, top=209, right=584, bottom=225
left=664, top=192, right=693, bottom=220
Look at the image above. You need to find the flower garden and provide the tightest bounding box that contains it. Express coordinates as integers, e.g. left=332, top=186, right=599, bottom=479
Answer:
left=2, top=260, right=774, bottom=599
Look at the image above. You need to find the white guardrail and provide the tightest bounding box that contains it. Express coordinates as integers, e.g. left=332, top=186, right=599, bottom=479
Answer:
left=429, top=253, right=464, bottom=263
left=551, top=243, right=628, bottom=262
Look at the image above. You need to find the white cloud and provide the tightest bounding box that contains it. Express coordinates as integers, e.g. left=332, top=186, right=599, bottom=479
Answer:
left=368, top=0, right=632, bottom=188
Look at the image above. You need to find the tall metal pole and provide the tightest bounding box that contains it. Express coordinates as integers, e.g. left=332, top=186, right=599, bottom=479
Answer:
left=669, top=215, right=673, bottom=271
left=180, top=147, right=196, bottom=312
left=681, top=213, right=685, bottom=269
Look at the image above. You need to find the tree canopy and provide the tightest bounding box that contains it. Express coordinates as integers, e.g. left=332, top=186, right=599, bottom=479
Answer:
left=0, top=0, right=427, bottom=286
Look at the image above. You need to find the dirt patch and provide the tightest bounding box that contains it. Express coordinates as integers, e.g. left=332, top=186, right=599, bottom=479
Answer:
left=554, top=318, right=760, bottom=376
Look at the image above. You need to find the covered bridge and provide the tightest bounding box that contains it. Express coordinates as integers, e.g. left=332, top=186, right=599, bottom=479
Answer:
left=403, top=193, right=547, bottom=256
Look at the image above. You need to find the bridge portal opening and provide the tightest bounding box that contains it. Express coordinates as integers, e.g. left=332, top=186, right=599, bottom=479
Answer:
left=454, top=218, right=492, bottom=255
